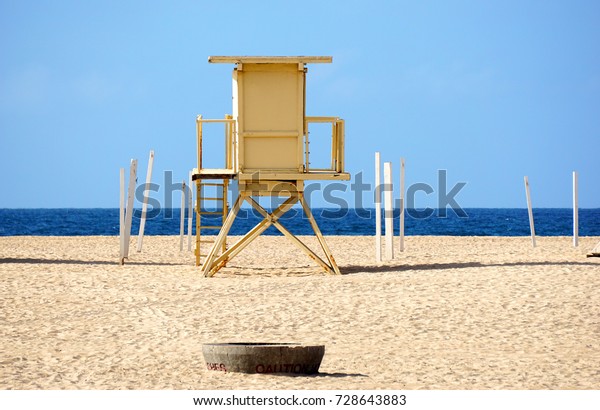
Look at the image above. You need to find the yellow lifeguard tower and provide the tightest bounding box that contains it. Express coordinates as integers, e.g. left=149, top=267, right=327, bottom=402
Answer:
left=193, top=56, right=350, bottom=277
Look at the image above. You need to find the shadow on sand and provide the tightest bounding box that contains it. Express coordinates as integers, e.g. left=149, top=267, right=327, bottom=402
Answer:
left=2, top=257, right=596, bottom=274
left=341, top=260, right=599, bottom=275
left=271, top=372, right=368, bottom=378
left=0, top=257, right=186, bottom=266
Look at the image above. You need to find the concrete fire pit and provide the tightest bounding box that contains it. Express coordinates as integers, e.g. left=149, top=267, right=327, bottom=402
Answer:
left=202, top=343, right=325, bottom=375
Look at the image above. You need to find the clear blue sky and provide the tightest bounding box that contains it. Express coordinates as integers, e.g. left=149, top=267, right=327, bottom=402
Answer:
left=1, top=0, right=599, bottom=209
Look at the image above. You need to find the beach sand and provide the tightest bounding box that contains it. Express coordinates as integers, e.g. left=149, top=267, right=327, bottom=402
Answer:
left=1, top=235, right=599, bottom=390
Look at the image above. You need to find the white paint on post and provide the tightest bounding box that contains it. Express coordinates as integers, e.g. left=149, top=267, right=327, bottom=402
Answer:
left=524, top=176, right=536, bottom=248
left=180, top=181, right=186, bottom=251
left=375, top=152, right=382, bottom=262
left=384, top=161, right=394, bottom=260
left=119, top=168, right=125, bottom=265
left=573, top=171, right=579, bottom=247
left=399, top=157, right=405, bottom=252
left=187, top=170, right=193, bottom=252
left=124, top=159, right=138, bottom=259
left=137, top=150, right=154, bottom=252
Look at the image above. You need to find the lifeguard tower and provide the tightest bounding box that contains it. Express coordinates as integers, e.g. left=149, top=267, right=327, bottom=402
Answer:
left=193, top=56, right=350, bottom=277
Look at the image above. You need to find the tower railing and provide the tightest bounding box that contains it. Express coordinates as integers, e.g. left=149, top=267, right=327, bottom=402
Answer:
left=304, top=116, right=345, bottom=173
left=196, top=114, right=345, bottom=177
left=195, top=115, right=237, bottom=174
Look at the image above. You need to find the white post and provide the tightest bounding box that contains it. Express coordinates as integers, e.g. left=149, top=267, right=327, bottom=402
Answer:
left=375, top=152, right=382, bottom=262
left=384, top=162, right=394, bottom=259
left=180, top=180, right=186, bottom=251
left=119, top=168, right=125, bottom=265
left=399, top=157, right=405, bottom=252
left=573, top=171, right=579, bottom=247
left=123, top=159, right=138, bottom=258
left=524, top=176, right=536, bottom=248
left=137, top=150, right=154, bottom=252
left=187, top=170, right=193, bottom=251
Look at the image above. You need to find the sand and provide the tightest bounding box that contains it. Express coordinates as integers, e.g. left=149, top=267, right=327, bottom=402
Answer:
left=0, top=234, right=599, bottom=390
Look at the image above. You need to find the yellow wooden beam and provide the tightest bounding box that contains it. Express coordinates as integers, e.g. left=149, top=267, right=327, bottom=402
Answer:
left=208, top=56, right=332, bottom=64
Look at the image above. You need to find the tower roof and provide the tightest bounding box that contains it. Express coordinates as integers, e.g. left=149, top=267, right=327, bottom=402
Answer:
left=208, top=56, right=332, bottom=64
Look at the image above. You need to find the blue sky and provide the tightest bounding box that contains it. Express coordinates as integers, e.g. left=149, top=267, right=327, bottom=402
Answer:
left=1, top=0, right=599, bottom=208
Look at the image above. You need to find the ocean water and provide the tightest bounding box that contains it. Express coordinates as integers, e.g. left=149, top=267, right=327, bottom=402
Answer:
left=1, top=208, right=599, bottom=236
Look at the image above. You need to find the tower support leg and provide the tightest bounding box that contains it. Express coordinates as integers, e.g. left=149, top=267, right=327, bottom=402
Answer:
left=199, top=182, right=342, bottom=277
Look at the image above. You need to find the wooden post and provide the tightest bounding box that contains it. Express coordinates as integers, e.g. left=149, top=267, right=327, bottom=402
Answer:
left=375, top=152, right=382, bottom=262
left=573, top=171, right=579, bottom=247
left=384, top=162, right=394, bottom=259
left=524, top=176, right=536, bottom=248
left=195, top=179, right=201, bottom=266
left=196, top=115, right=203, bottom=170
left=119, top=168, right=125, bottom=265
left=187, top=170, right=193, bottom=251
left=136, top=150, right=154, bottom=252
left=399, top=157, right=405, bottom=252
left=180, top=180, right=186, bottom=251
left=123, top=159, right=138, bottom=259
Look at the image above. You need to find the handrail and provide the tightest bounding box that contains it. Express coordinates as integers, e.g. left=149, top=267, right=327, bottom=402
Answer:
left=305, top=116, right=339, bottom=123
left=196, top=115, right=237, bottom=172
left=303, top=116, right=345, bottom=173
left=196, top=115, right=343, bottom=175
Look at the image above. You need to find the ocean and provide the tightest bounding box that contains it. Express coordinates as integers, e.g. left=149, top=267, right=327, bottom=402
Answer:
left=1, top=208, right=599, bottom=237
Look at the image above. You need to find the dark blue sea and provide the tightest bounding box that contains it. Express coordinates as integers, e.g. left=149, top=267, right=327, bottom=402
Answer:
left=1, top=208, right=599, bottom=236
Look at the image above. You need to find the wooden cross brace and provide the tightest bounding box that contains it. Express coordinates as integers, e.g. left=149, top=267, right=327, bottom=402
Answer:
left=200, top=191, right=341, bottom=277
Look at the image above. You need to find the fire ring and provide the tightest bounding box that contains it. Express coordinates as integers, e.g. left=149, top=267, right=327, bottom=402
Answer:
left=202, top=343, right=325, bottom=375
